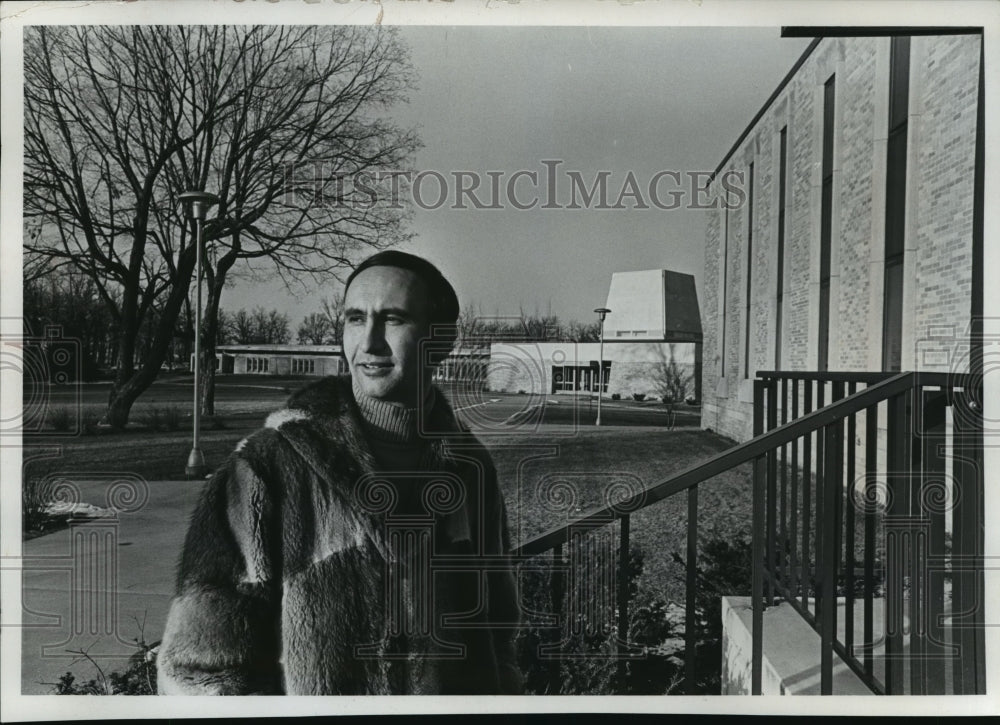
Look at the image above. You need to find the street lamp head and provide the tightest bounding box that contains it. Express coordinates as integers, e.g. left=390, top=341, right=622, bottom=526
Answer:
left=178, top=190, right=220, bottom=222
left=594, top=307, right=611, bottom=322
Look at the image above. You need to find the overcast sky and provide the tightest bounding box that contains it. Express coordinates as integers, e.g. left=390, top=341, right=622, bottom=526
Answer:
left=224, top=26, right=813, bottom=328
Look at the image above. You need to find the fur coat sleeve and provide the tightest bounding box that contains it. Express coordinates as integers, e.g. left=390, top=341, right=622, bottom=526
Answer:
left=156, top=439, right=285, bottom=695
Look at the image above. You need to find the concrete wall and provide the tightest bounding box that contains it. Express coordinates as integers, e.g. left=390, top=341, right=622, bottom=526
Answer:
left=701, top=36, right=980, bottom=442
left=486, top=341, right=699, bottom=400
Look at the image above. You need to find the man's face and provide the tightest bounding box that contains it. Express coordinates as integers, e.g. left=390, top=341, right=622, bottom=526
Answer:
left=343, top=265, right=432, bottom=406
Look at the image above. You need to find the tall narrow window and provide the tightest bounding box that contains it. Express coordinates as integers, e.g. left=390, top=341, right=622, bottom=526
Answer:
left=818, top=75, right=835, bottom=372
left=883, top=36, right=910, bottom=372
left=744, top=161, right=755, bottom=378
left=720, top=203, right=729, bottom=376
left=776, top=127, right=788, bottom=369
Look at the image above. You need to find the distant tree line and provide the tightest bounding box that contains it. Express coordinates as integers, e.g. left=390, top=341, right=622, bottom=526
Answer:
left=23, top=270, right=607, bottom=383
left=456, top=304, right=603, bottom=347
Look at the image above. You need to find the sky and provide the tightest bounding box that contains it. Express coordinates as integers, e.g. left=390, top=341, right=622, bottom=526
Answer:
left=222, top=26, right=814, bottom=329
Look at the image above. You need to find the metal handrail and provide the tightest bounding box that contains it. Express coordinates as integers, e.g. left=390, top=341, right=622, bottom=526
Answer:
left=752, top=369, right=983, bottom=696
left=513, top=369, right=982, bottom=696
left=513, top=372, right=913, bottom=559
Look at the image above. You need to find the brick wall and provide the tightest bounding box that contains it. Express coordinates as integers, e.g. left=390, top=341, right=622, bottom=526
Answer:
left=701, top=35, right=979, bottom=442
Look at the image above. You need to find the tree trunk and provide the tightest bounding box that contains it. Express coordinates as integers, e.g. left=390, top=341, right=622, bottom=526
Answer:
left=199, top=291, right=219, bottom=418
left=199, top=248, right=237, bottom=418
left=102, top=246, right=197, bottom=428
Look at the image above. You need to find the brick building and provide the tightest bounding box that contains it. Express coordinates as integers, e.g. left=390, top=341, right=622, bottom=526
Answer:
left=701, top=34, right=982, bottom=442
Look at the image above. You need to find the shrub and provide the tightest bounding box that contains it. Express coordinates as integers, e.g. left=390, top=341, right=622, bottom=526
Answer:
left=141, top=406, right=164, bottom=432
left=48, top=406, right=74, bottom=432
left=517, top=390, right=527, bottom=395
left=668, top=533, right=753, bottom=694
left=161, top=405, right=183, bottom=432
left=47, top=618, right=159, bottom=695
left=82, top=410, right=104, bottom=435
left=204, top=415, right=227, bottom=431
left=632, top=393, right=646, bottom=402
left=661, top=394, right=674, bottom=404
left=685, top=394, right=697, bottom=405
left=516, top=544, right=685, bottom=695
left=610, top=393, right=621, bottom=401
left=23, top=477, right=51, bottom=535
left=515, top=530, right=755, bottom=695
left=141, top=405, right=183, bottom=432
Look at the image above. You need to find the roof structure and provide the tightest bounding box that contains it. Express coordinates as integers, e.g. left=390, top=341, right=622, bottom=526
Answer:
left=602, top=269, right=702, bottom=343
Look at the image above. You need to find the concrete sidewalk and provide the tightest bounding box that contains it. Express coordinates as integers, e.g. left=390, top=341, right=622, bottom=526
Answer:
left=20, top=479, right=205, bottom=694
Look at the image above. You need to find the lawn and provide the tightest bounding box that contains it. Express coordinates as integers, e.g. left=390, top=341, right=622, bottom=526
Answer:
left=483, top=428, right=752, bottom=604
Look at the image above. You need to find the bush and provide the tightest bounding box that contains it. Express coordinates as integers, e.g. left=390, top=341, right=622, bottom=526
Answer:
left=141, top=406, right=164, bottom=432
left=516, top=544, right=685, bottom=695
left=632, top=393, right=646, bottom=402
left=668, top=534, right=753, bottom=694
left=611, top=393, right=621, bottom=401
left=23, top=477, right=52, bottom=535
left=161, top=405, right=183, bottom=432
left=82, top=410, right=104, bottom=435
left=515, top=530, right=755, bottom=696
left=47, top=618, right=159, bottom=695
left=685, top=394, right=697, bottom=406
left=47, top=406, right=75, bottom=432
left=661, top=394, right=674, bottom=404
left=204, top=415, right=227, bottom=431
left=142, top=405, right=184, bottom=432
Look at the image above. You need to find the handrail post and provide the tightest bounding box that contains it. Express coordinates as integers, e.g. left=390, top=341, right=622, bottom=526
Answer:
left=549, top=543, right=565, bottom=694
left=921, top=388, right=947, bottom=694
left=766, top=379, right=778, bottom=605
left=617, top=515, right=630, bottom=694
left=685, top=486, right=698, bottom=694
left=751, top=378, right=766, bottom=695
left=819, top=381, right=844, bottom=694
left=952, top=381, right=985, bottom=694
left=884, top=388, right=909, bottom=694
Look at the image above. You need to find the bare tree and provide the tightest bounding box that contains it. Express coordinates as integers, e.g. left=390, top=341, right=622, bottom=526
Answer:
left=654, top=343, right=693, bottom=428
left=565, top=319, right=601, bottom=342
left=319, top=296, right=345, bottom=346
left=23, top=264, right=118, bottom=379
left=24, top=25, right=419, bottom=426
left=251, top=308, right=291, bottom=345
left=215, top=309, right=234, bottom=345
left=226, top=309, right=256, bottom=345
left=297, top=312, right=333, bottom=345
left=222, top=307, right=289, bottom=345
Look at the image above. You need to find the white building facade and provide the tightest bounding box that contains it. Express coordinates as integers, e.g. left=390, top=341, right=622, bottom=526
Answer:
left=486, top=269, right=702, bottom=401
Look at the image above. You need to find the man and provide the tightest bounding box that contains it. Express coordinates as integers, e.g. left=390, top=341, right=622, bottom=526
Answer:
left=157, top=251, right=522, bottom=695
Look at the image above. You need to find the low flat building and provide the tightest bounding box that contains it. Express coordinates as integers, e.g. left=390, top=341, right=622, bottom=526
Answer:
left=197, top=344, right=347, bottom=376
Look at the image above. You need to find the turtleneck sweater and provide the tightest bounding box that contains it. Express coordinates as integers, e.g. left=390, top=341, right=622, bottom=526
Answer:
left=351, top=379, right=435, bottom=471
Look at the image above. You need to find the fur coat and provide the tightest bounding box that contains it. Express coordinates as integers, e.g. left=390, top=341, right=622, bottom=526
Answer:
left=157, top=376, right=522, bottom=695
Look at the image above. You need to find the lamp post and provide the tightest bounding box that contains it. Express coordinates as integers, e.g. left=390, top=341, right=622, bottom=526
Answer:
left=594, top=307, right=611, bottom=426
left=178, top=190, right=219, bottom=479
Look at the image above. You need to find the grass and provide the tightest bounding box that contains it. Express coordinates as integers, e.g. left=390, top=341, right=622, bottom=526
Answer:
left=486, top=427, right=751, bottom=604
left=24, top=420, right=258, bottom=482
